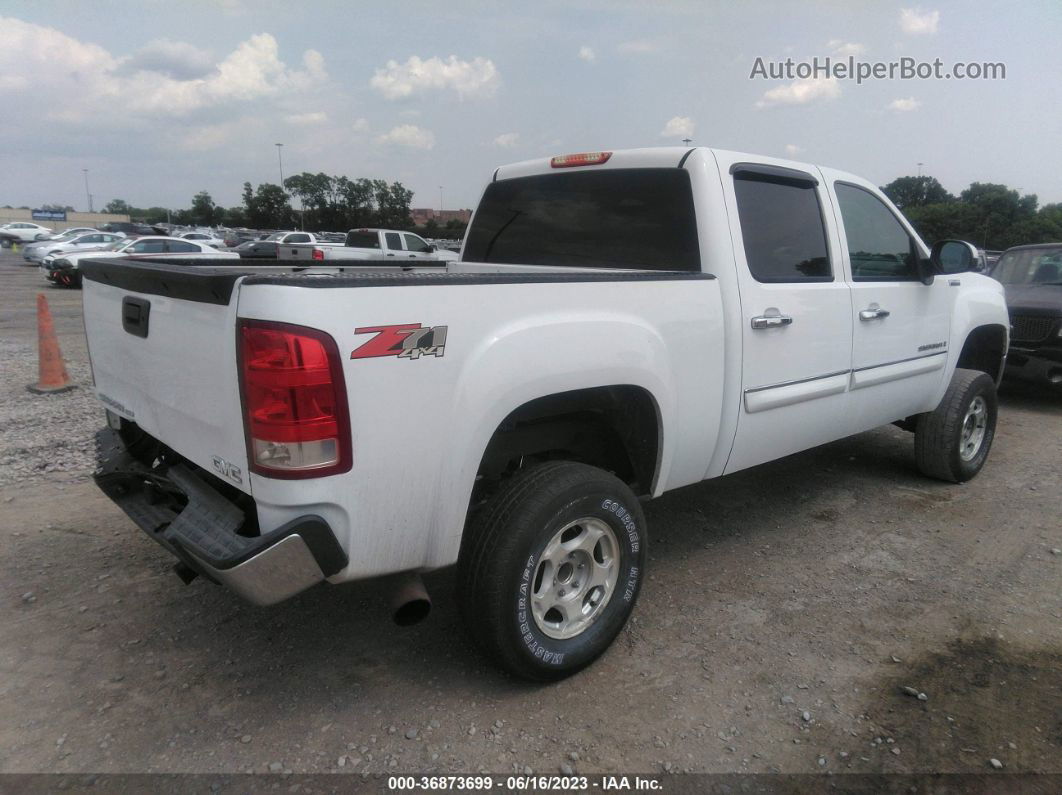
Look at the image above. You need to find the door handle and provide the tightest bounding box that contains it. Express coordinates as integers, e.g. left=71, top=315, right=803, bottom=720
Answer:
left=859, top=308, right=891, bottom=321
left=751, top=315, right=793, bottom=329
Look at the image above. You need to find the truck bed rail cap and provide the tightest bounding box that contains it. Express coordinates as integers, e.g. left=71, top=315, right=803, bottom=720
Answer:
left=241, top=270, right=715, bottom=289
left=80, top=258, right=254, bottom=304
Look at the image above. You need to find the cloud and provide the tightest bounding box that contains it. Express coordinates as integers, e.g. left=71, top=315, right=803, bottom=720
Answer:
left=119, top=39, right=216, bottom=80
left=370, top=55, right=499, bottom=100
left=899, top=8, right=940, bottom=34
left=285, top=111, right=327, bottom=125
left=660, top=116, right=695, bottom=138
left=784, top=144, right=804, bottom=156
left=618, top=40, right=657, bottom=55
left=827, top=39, right=866, bottom=57
left=352, top=118, right=370, bottom=133
left=756, top=77, right=841, bottom=108
left=887, top=97, right=921, bottom=112
left=376, top=124, right=435, bottom=150
left=492, top=132, right=519, bottom=148
left=0, top=18, right=329, bottom=123
left=578, top=45, right=596, bottom=63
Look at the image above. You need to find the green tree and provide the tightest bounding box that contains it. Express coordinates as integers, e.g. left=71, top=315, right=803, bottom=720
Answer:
left=251, top=183, right=292, bottom=229
left=880, top=176, right=953, bottom=210
left=103, top=199, right=134, bottom=215
left=190, top=191, right=219, bottom=226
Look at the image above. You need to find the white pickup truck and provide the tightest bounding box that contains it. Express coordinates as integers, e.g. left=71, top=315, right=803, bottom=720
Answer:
left=82, top=147, right=1008, bottom=680
left=279, top=227, right=459, bottom=263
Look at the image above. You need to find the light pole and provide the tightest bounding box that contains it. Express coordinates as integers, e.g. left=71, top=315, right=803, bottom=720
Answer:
left=917, top=162, right=924, bottom=178
left=682, top=138, right=692, bottom=146
left=83, top=168, right=93, bottom=213
left=275, top=143, right=285, bottom=188
left=438, top=186, right=444, bottom=214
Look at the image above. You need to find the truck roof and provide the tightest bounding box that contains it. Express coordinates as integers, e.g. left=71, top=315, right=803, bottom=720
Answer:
left=492, top=145, right=866, bottom=188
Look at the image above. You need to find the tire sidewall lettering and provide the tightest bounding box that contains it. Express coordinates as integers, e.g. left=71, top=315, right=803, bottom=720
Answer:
left=513, top=493, right=643, bottom=667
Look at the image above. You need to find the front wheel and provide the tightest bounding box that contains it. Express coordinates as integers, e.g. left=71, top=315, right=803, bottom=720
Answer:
left=459, top=461, right=647, bottom=681
left=914, top=368, right=998, bottom=483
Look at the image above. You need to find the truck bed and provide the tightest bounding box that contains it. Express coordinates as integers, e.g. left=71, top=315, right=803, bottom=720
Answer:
left=80, top=256, right=724, bottom=584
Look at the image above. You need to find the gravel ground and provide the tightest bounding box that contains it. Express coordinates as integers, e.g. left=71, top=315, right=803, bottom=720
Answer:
left=0, top=337, right=100, bottom=486
left=0, top=250, right=1059, bottom=783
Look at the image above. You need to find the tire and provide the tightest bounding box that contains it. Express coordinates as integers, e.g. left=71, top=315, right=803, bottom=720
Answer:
left=459, top=461, right=647, bottom=681
left=914, top=368, right=998, bottom=483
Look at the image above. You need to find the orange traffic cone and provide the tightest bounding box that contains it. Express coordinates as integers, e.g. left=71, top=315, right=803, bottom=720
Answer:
left=27, top=293, right=76, bottom=394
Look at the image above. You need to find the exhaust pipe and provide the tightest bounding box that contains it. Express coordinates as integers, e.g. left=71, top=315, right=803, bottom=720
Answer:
left=390, top=572, right=431, bottom=626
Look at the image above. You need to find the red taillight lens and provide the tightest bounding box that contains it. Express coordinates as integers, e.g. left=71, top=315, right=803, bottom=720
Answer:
left=238, top=320, right=351, bottom=479
left=311, top=247, right=324, bottom=261
left=550, top=151, right=612, bottom=168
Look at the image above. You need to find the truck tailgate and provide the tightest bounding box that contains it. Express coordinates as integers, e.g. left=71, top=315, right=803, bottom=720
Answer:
left=81, top=260, right=252, bottom=493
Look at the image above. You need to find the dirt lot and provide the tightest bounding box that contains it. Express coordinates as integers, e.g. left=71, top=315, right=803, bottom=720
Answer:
left=0, top=249, right=1059, bottom=782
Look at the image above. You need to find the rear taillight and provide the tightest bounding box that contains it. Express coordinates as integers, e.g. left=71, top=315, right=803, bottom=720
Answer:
left=312, top=247, right=324, bottom=261
left=238, top=320, right=351, bottom=479
left=550, top=151, right=612, bottom=168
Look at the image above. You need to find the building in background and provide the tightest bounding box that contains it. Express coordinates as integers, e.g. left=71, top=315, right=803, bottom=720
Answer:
left=411, top=208, right=472, bottom=227
left=0, top=207, right=131, bottom=233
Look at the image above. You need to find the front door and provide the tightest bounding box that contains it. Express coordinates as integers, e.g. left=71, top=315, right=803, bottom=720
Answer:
left=716, top=156, right=854, bottom=474
left=822, top=174, right=955, bottom=432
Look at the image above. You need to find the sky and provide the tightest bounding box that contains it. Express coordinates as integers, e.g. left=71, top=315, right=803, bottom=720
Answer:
left=1, top=0, right=1059, bottom=215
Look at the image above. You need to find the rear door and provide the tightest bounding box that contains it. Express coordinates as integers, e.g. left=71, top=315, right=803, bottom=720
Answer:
left=384, top=231, right=402, bottom=258
left=822, top=173, right=954, bottom=430
left=82, top=263, right=250, bottom=492
left=715, top=156, right=854, bottom=473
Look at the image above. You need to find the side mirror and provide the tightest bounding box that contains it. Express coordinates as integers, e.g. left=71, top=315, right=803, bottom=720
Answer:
left=929, top=239, right=979, bottom=277
left=428, top=244, right=436, bottom=253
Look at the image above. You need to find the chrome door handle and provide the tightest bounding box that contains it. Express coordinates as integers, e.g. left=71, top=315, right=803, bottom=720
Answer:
left=859, top=308, right=891, bottom=321
left=751, top=315, right=793, bottom=329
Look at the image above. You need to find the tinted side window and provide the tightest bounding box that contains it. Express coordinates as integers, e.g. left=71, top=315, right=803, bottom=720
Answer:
left=385, top=232, right=402, bottom=250
left=835, top=184, right=918, bottom=281
left=733, top=173, right=831, bottom=282
left=130, top=240, right=167, bottom=254
left=166, top=240, right=199, bottom=253
left=463, top=169, right=700, bottom=271
left=403, top=233, right=430, bottom=252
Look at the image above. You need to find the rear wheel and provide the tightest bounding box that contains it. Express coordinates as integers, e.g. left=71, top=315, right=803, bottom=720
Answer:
left=459, top=461, right=646, bottom=681
left=914, top=368, right=998, bottom=482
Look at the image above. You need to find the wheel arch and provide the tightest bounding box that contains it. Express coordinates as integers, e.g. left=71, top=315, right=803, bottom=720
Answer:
left=956, top=323, right=1008, bottom=385
left=472, top=384, right=663, bottom=502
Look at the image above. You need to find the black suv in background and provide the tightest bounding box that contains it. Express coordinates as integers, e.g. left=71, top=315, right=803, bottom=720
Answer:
left=991, top=243, right=1062, bottom=391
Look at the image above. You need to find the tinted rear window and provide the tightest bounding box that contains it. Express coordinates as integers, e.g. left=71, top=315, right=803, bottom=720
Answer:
left=463, top=169, right=700, bottom=271
left=346, top=232, right=380, bottom=249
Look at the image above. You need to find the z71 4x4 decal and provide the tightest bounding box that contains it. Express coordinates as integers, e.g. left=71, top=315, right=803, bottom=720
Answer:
left=350, top=323, right=448, bottom=360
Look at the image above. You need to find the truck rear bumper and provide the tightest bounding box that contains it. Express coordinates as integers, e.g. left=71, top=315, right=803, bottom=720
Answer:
left=93, top=427, right=347, bottom=605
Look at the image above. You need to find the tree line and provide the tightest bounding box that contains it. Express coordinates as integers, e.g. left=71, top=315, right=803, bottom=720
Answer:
left=99, top=172, right=444, bottom=234
left=19, top=170, right=1061, bottom=250
left=880, top=176, right=1061, bottom=251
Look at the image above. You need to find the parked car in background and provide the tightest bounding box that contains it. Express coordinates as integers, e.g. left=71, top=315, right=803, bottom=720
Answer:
left=234, top=239, right=278, bottom=258
left=21, top=228, right=100, bottom=261
left=25, top=232, right=125, bottom=263
left=45, top=236, right=240, bottom=287
left=99, top=222, right=159, bottom=237
left=279, top=228, right=459, bottom=262
left=991, top=243, right=1062, bottom=391
left=0, top=222, right=53, bottom=243
left=178, top=231, right=226, bottom=248
left=222, top=230, right=259, bottom=248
